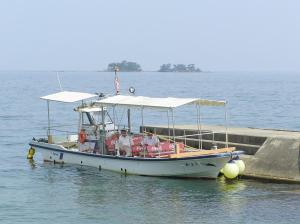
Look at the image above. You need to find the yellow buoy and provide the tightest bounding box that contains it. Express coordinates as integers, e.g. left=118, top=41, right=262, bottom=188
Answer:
left=27, top=147, right=35, bottom=159
left=220, top=168, right=224, bottom=174
left=234, top=159, right=245, bottom=174
left=223, top=162, right=239, bottom=179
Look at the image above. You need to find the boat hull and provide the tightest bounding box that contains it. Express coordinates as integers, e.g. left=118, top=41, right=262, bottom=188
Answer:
left=29, top=141, right=239, bottom=178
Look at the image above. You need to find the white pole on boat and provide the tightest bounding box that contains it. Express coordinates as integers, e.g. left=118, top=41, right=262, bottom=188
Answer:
left=199, top=105, right=203, bottom=149
left=77, top=111, right=81, bottom=137
left=184, top=129, right=186, bottom=146
left=225, top=101, right=229, bottom=148
left=167, top=109, right=171, bottom=141
left=141, top=106, right=144, bottom=133
left=47, top=100, right=51, bottom=143
left=114, top=105, right=121, bottom=132
left=113, top=105, right=116, bottom=131
left=127, top=108, right=131, bottom=133
left=196, top=104, right=200, bottom=149
left=171, top=108, right=177, bottom=154
left=81, top=100, right=84, bottom=129
left=196, top=103, right=203, bottom=150
left=141, top=106, right=146, bottom=158
left=101, top=105, right=106, bottom=154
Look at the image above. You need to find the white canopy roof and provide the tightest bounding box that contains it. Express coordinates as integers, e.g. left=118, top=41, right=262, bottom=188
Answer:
left=96, top=95, right=225, bottom=108
left=41, top=91, right=97, bottom=103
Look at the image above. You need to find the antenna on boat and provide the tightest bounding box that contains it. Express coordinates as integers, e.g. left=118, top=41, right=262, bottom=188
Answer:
left=56, top=71, right=63, bottom=91
left=114, top=66, right=120, bottom=95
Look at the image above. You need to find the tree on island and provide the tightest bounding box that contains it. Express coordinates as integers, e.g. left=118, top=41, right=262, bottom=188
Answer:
left=107, top=60, right=142, bottom=72
left=158, top=63, right=201, bottom=72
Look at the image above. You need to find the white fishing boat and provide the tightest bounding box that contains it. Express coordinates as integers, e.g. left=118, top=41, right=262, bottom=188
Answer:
left=29, top=73, right=243, bottom=178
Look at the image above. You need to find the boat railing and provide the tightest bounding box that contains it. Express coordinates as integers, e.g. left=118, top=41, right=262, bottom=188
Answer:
left=157, top=130, right=228, bottom=150
left=44, top=123, right=228, bottom=154
left=48, top=125, right=118, bottom=146
left=44, top=124, right=79, bottom=145
left=49, top=124, right=77, bottom=128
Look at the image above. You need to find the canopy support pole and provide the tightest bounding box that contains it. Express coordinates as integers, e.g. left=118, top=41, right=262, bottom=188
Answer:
left=77, top=111, right=81, bottom=136
left=196, top=104, right=203, bottom=149
left=141, top=106, right=146, bottom=158
left=113, top=105, right=116, bottom=131
left=127, top=109, right=131, bottom=133
left=101, top=105, right=106, bottom=154
left=196, top=104, right=200, bottom=149
left=47, top=100, right=52, bottom=143
left=167, top=109, right=171, bottom=141
left=171, top=109, right=177, bottom=154
left=225, top=102, right=229, bottom=148
left=141, top=106, right=144, bottom=133
left=200, top=105, right=203, bottom=149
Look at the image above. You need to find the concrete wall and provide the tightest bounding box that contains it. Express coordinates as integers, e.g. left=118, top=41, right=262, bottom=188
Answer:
left=242, top=137, right=300, bottom=182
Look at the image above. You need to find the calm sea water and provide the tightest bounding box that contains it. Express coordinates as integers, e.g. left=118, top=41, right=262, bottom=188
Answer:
left=1, top=71, right=300, bottom=224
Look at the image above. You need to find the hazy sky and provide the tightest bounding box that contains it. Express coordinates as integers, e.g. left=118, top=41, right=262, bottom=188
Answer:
left=0, top=0, right=299, bottom=71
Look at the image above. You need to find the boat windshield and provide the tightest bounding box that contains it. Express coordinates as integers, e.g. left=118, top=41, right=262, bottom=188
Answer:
left=90, top=111, right=113, bottom=125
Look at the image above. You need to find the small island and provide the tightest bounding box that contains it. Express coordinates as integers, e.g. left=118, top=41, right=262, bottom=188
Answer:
left=107, top=60, right=142, bottom=72
left=105, top=61, right=202, bottom=72
left=158, top=64, right=201, bottom=72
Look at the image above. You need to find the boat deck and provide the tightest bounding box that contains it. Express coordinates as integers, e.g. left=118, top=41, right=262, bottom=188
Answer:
left=168, top=147, right=236, bottom=158
left=56, top=138, right=236, bottom=160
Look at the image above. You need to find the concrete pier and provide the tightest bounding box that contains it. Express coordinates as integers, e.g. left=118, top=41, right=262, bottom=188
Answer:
left=142, top=124, right=300, bottom=182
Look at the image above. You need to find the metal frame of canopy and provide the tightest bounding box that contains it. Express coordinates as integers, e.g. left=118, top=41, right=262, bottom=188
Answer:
left=95, top=95, right=229, bottom=152
left=40, top=91, right=97, bottom=143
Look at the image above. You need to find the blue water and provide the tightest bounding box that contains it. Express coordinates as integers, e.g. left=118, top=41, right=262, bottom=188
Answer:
left=1, top=71, right=300, bottom=224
